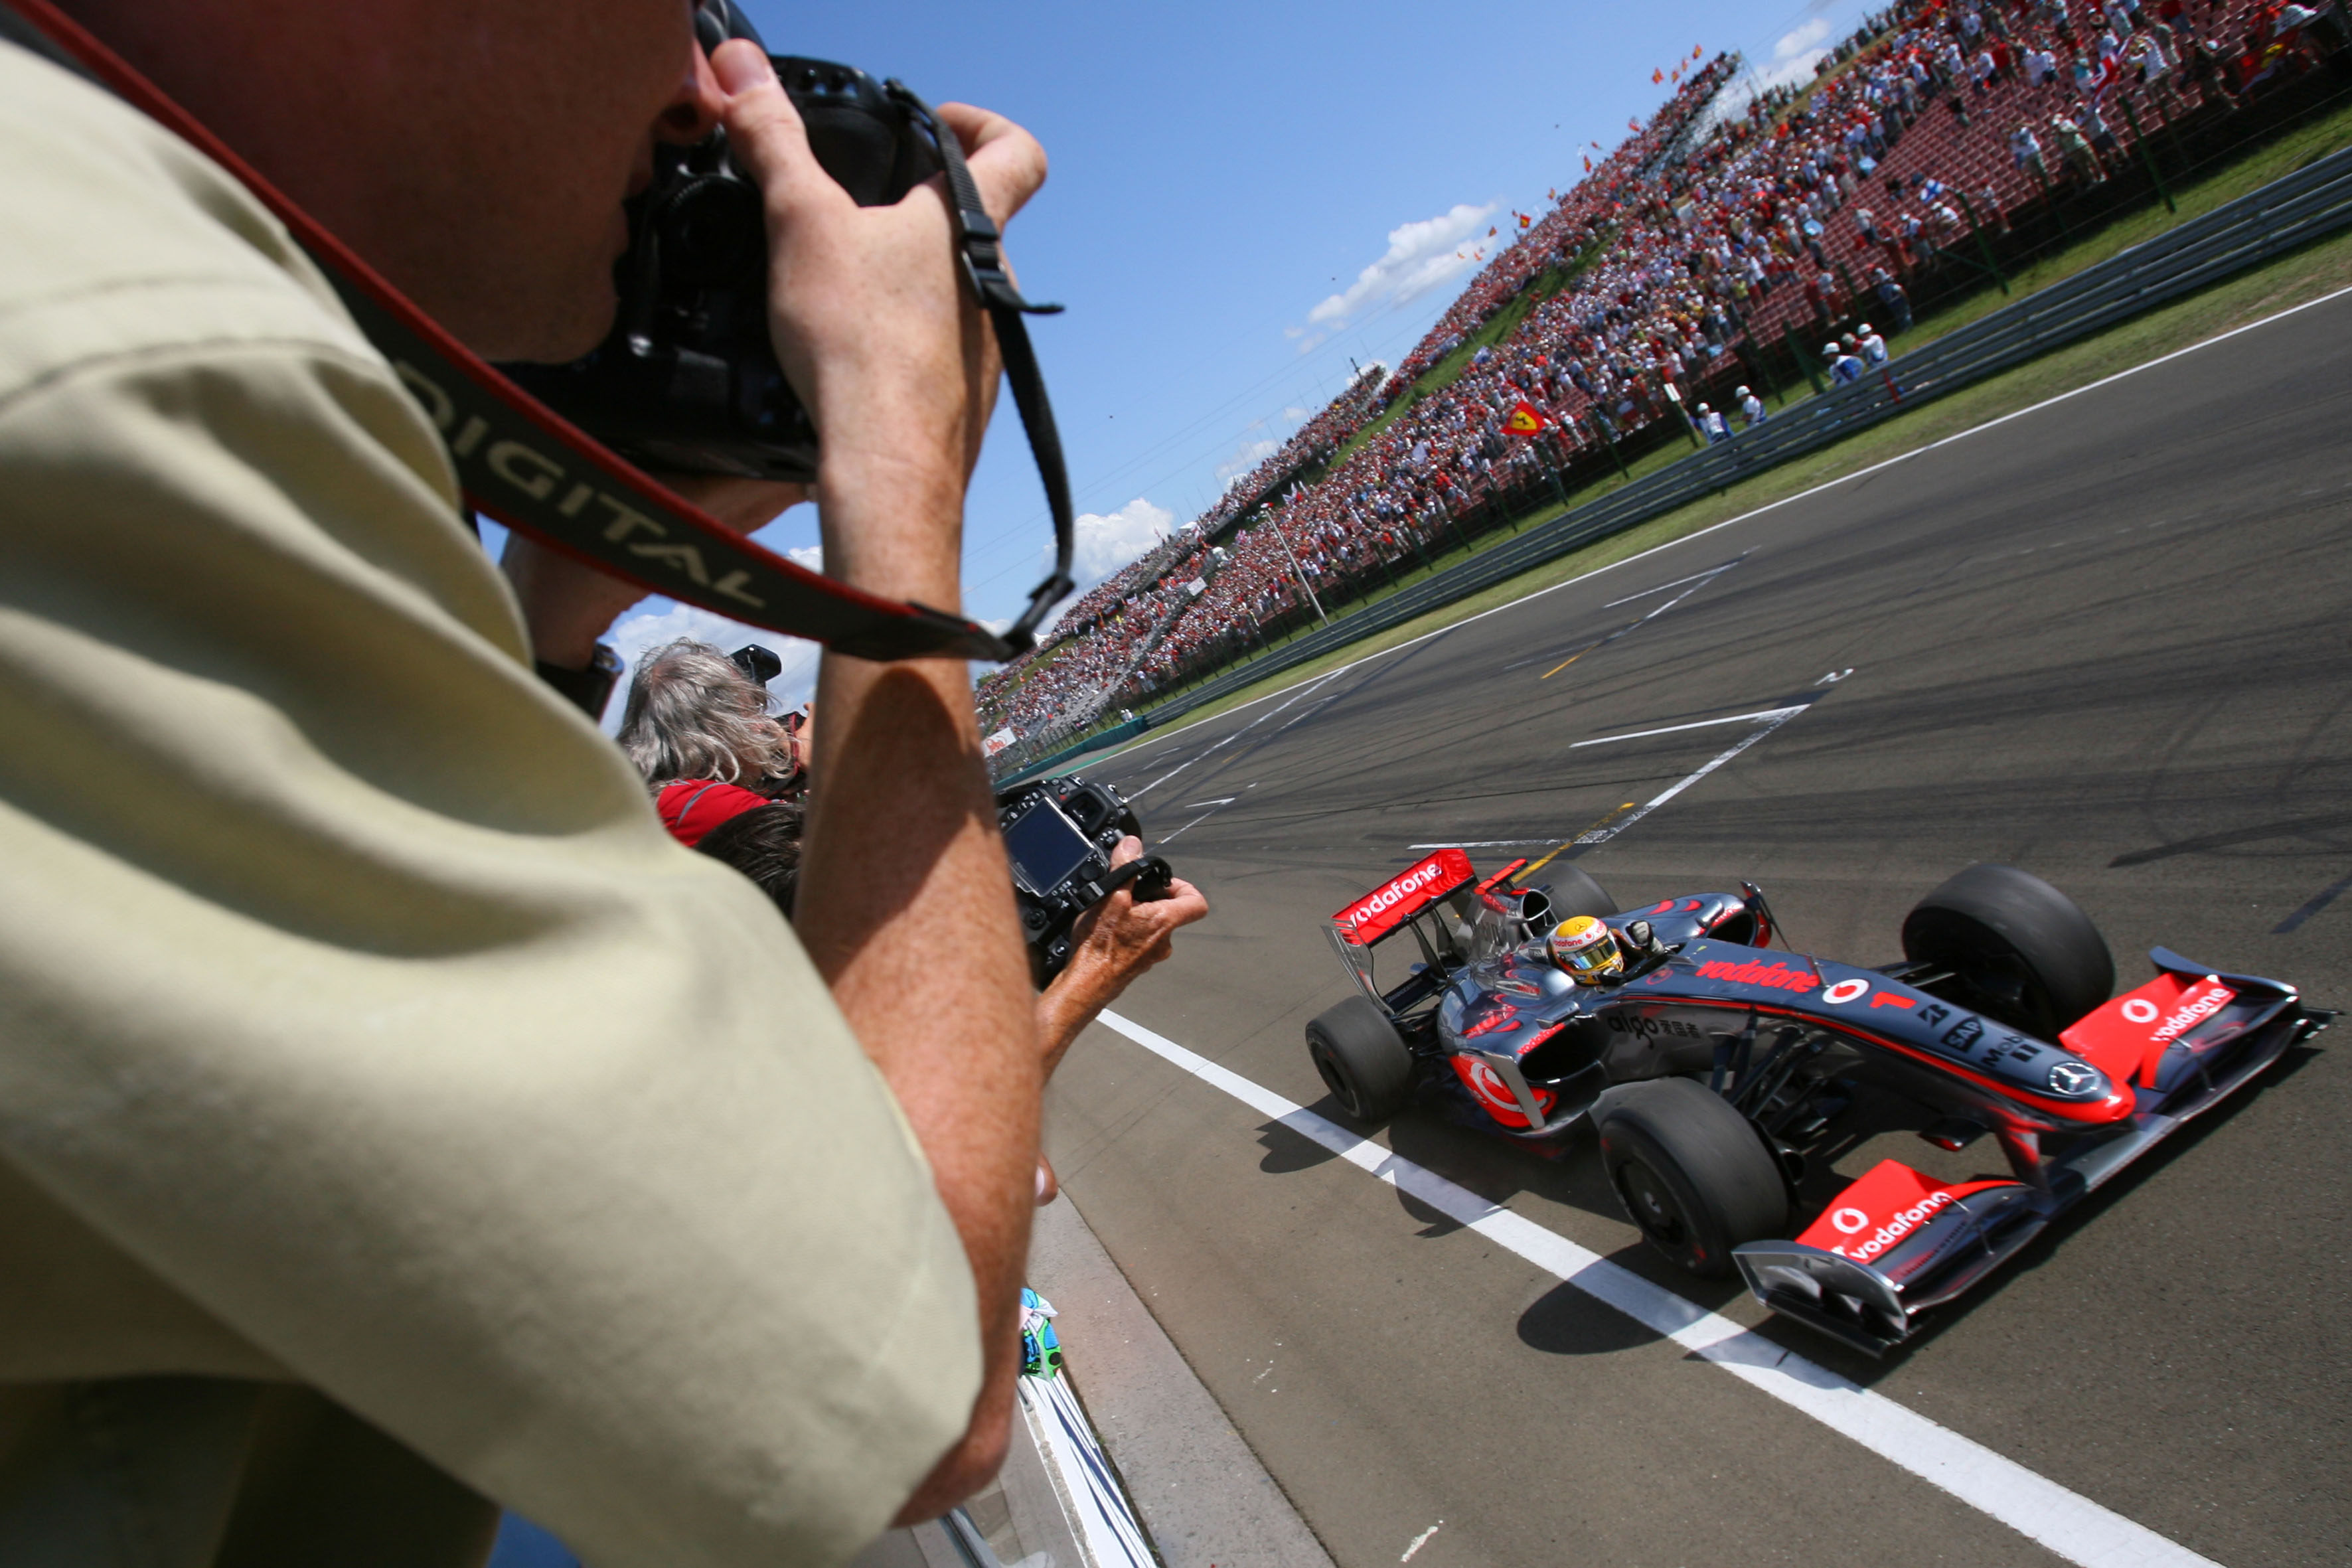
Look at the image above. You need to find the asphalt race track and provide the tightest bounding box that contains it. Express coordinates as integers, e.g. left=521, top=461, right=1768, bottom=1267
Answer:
left=1042, top=291, right=2352, bottom=1568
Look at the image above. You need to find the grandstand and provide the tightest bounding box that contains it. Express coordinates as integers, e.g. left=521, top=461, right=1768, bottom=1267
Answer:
left=980, top=0, right=2350, bottom=761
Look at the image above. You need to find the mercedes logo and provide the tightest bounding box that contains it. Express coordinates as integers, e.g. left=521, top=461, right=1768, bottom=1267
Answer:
left=2046, top=1060, right=2100, bottom=1095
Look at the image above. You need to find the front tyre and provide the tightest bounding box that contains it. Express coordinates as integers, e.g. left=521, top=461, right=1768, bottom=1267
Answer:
left=1901, top=863, right=2114, bottom=1038
left=1597, top=1078, right=1788, bottom=1278
left=1306, top=996, right=1414, bottom=1123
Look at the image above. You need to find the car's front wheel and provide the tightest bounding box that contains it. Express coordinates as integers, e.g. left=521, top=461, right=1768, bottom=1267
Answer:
left=1901, top=863, right=2114, bottom=1038
left=1597, top=1077, right=1788, bottom=1278
left=1306, top=996, right=1415, bottom=1123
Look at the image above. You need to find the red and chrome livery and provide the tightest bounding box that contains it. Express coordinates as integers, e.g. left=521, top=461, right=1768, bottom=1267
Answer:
left=1306, top=854, right=2329, bottom=1356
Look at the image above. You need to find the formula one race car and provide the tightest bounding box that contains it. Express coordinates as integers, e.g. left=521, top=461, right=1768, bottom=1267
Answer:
left=1305, top=850, right=2330, bottom=1355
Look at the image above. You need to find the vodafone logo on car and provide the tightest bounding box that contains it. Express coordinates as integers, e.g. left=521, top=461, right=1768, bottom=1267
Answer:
left=1333, top=848, right=1474, bottom=941
left=2149, top=979, right=2235, bottom=1044
left=1797, top=1158, right=2019, bottom=1267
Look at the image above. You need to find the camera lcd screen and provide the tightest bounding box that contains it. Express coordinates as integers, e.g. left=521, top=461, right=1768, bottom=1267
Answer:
left=1004, top=798, right=1096, bottom=898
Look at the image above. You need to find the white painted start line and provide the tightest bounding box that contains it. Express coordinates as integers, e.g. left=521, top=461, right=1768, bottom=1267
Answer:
left=1410, top=698, right=1826, bottom=855
left=1093, top=1009, right=2220, bottom=1568
left=1570, top=704, right=1809, bottom=747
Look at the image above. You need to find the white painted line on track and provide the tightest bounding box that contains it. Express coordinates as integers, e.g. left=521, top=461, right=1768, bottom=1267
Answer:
left=1093, top=1009, right=2222, bottom=1568
left=1603, top=563, right=1745, bottom=607
left=1129, top=670, right=1344, bottom=800
left=1407, top=839, right=1566, bottom=850
left=1571, top=705, right=1808, bottom=747
left=1071, top=279, right=2352, bottom=781
left=1183, top=797, right=1237, bottom=808
left=1574, top=703, right=1816, bottom=846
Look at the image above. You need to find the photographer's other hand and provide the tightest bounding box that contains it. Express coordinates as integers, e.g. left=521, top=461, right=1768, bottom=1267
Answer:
left=1037, top=837, right=1210, bottom=1077
left=710, top=42, right=1046, bottom=603
left=502, top=476, right=806, bottom=670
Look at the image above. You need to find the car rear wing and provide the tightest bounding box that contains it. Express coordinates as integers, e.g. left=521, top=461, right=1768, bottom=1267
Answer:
left=1326, top=848, right=1482, bottom=1016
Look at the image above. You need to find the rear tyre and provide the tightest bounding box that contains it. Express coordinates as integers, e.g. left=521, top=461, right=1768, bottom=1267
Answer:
left=1306, top=996, right=1414, bottom=1122
left=1546, top=865, right=1616, bottom=923
left=1901, top=863, right=2114, bottom=1038
left=1597, top=1078, right=1788, bottom=1279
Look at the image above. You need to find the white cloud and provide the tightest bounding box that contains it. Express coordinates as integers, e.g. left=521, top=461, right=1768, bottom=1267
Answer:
left=787, top=542, right=823, bottom=572
left=1293, top=202, right=1497, bottom=350
left=1065, top=497, right=1175, bottom=591
left=602, top=600, right=821, bottom=733
left=1751, top=17, right=1833, bottom=92
left=1216, top=437, right=1279, bottom=485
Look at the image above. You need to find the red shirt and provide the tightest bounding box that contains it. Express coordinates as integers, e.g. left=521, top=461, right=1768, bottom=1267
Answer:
left=657, top=779, right=771, bottom=847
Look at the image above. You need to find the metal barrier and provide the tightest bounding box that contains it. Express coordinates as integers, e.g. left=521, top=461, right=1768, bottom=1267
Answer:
left=1021, top=137, right=2352, bottom=767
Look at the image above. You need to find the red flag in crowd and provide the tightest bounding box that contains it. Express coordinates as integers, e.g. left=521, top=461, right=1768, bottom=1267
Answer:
left=1503, top=402, right=1551, bottom=437
left=1692, top=44, right=1703, bottom=58
left=1487, top=226, right=1497, bottom=237
left=1582, top=155, right=1592, bottom=171
left=1516, top=212, right=1531, bottom=229
left=1652, top=68, right=1664, bottom=82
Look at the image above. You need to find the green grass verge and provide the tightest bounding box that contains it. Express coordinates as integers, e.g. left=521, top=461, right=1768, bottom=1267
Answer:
left=1107, top=216, right=2352, bottom=747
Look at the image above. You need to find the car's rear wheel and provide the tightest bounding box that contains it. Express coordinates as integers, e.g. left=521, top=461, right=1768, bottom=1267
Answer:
left=1546, top=865, right=1616, bottom=923
left=1901, top=863, right=2114, bottom=1038
left=1306, top=996, right=1415, bottom=1123
left=1597, top=1078, right=1788, bottom=1278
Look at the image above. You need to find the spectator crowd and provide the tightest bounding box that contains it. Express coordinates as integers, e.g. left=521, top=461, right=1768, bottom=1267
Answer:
left=982, top=0, right=2343, bottom=753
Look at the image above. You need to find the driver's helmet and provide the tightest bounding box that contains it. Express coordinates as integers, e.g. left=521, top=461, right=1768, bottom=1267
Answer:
left=1547, top=915, right=1625, bottom=984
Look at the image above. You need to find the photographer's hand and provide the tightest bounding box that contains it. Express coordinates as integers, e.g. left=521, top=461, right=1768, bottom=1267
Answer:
left=712, top=41, right=1050, bottom=1526
left=1037, top=837, right=1210, bottom=1077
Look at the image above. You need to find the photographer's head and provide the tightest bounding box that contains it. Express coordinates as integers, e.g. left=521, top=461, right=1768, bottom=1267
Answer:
left=619, top=638, right=803, bottom=792
left=63, top=0, right=727, bottom=360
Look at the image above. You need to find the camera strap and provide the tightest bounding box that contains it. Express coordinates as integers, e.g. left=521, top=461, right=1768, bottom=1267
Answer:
left=0, top=0, right=1067, bottom=665
left=882, top=82, right=1077, bottom=653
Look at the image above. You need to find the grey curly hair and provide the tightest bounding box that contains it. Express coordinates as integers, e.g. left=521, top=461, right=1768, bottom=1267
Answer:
left=617, top=639, right=796, bottom=788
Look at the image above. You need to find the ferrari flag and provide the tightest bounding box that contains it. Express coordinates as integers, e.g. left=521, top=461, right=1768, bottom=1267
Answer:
left=1503, top=401, right=1551, bottom=436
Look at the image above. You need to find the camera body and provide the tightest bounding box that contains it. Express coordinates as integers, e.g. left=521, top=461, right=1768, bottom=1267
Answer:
left=501, top=55, right=938, bottom=481
left=997, top=775, right=1168, bottom=986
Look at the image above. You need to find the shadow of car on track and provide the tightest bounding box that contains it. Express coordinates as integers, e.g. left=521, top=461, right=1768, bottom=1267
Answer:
left=1257, top=1040, right=2328, bottom=1384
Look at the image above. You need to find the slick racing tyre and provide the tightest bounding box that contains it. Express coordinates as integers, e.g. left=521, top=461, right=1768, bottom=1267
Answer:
left=1901, top=863, right=2114, bottom=1038
left=1597, top=1078, right=1788, bottom=1279
left=1547, top=865, right=1616, bottom=923
left=1306, top=996, right=1415, bottom=1123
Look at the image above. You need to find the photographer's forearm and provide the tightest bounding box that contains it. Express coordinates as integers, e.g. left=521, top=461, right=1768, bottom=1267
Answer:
left=793, top=459, right=1037, bottom=1516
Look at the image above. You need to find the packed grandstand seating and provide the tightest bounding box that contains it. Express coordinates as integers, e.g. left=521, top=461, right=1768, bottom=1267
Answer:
left=979, top=0, right=2342, bottom=751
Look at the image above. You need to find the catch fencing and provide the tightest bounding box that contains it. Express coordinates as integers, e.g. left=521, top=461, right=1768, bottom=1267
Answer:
left=999, top=137, right=2352, bottom=783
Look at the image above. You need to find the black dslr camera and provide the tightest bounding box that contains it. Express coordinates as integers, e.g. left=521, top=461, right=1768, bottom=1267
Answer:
left=997, top=775, right=1173, bottom=986
left=500, top=3, right=938, bottom=480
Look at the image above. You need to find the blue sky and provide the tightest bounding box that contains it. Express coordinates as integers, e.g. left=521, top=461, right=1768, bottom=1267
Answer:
left=580, top=0, right=1877, bottom=714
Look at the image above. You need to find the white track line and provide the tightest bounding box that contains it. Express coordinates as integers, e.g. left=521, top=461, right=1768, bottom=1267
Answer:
left=1571, top=704, right=1807, bottom=747
left=1072, top=279, right=2352, bottom=780
left=1094, top=1010, right=2220, bottom=1568
left=1574, top=702, right=1818, bottom=846
left=1129, top=670, right=1343, bottom=800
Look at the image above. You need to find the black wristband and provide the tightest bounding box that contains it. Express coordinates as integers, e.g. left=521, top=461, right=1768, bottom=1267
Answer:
left=536, top=643, right=623, bottom=720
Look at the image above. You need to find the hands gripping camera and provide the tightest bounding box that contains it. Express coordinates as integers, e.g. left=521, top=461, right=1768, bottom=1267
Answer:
left=996, top=776, right=1176, bottom=986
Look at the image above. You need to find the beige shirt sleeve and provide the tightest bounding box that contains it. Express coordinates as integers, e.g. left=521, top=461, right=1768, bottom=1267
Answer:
left=0, top=42, right=979, bottom=1568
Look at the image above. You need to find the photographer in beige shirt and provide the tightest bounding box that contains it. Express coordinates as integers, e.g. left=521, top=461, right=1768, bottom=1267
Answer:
left=0, top=2, right=1102, bottom=1564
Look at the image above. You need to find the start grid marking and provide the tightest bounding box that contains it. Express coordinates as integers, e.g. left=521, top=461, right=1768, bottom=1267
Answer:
left=1093, top=1010, right=2221, bottom=1568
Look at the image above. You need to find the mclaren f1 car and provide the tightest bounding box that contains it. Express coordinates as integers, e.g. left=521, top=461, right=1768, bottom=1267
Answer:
left=1304, top=850, right=2329, bottom=1355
